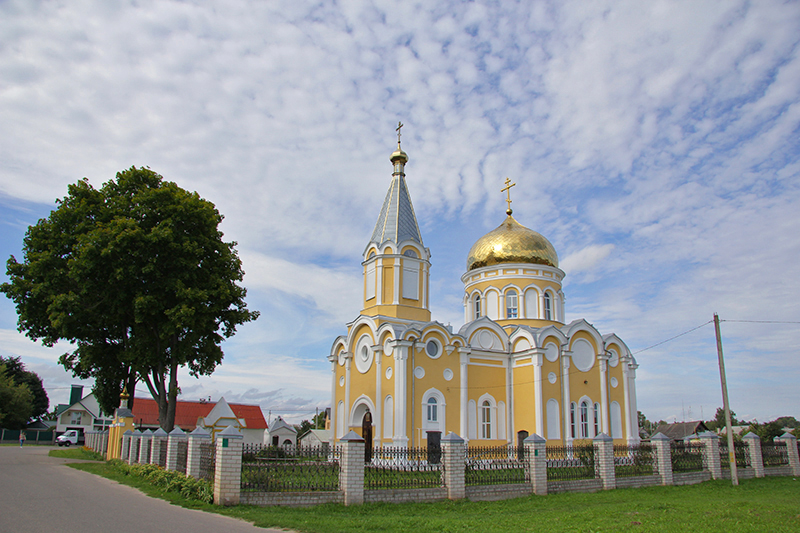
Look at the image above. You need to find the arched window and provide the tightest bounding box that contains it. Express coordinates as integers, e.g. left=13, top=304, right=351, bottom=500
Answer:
left=427, top=397, right=438, bottom=422
left=506, top=290, right=518, bottom=319
left=580, top=400, right=589, bottom=438
left=544, top=292, right=552, bottom=320
left=570, top=402, right=577, bottom=439
left=593, top=402, right=601, bottom=437
left=480, top=401, right=492, bottom=439
left=474, top=294, right=481, bottom=320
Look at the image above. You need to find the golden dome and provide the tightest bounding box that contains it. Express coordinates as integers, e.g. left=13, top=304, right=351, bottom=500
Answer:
left=467, top=215, right=558, bottom=271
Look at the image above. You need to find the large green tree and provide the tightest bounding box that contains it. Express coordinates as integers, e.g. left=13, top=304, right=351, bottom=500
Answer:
left=1, top=167, right=259, bottom=431
left=0, top=363, right=34, bottom=429
left=0, top=356, right=49, bottom=420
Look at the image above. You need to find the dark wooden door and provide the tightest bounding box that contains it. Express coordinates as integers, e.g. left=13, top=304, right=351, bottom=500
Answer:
left=362, top=411, right=373, bottom=462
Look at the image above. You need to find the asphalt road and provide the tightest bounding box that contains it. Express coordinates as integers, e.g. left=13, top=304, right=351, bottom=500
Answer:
left=0, top=445, right=291, bottom=533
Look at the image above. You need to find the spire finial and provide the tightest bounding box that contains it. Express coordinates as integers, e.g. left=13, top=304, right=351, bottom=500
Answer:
left=396, top=121, right=404, bottom=148
left=501, top=177, right=516, bottom=215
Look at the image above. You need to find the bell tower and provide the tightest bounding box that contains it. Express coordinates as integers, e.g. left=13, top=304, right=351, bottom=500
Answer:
left=361, top=123, right=431, bottom=322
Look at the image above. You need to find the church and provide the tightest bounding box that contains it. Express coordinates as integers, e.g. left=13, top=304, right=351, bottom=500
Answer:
left=328, top=132, right=640, bottom=450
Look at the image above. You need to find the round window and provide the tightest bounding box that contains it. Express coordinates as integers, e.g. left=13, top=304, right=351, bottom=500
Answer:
left=426, top=340, right=439, bottom=358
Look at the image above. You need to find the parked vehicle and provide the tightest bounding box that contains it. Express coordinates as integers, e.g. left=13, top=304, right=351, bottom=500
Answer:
left=56, top=429, right=83, bottom=447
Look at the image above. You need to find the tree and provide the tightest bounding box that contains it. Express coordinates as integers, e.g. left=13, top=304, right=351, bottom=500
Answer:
left=0, top=363, right=34, bottom=429
left=0, top=356, right=49, bottom=420
left=747, top=420, right=783, bottom=443
left=2, top=167, right=259, bottom=431
left=706, top=407, right=738, bottom=431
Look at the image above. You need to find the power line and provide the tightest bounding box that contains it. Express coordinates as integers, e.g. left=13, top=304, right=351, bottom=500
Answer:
left=722, top=319, right=800, bottom=324
left=632, top=320, right=714, bottom=355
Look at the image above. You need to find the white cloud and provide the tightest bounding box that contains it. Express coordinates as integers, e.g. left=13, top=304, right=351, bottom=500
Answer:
left=1, top=0, right=799, bottom=424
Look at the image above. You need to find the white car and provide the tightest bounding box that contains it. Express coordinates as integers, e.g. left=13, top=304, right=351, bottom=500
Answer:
left=56, top=429, right=81, bottom=447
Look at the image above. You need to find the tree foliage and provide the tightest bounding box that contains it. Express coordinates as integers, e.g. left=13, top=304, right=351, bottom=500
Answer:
left=0, top=363, right=34, bottom=429
left=1, top=167, right=258, bottom=431
left=0, top=356, right=49, bottom=420
left=705, top=407, right=739, bottom=431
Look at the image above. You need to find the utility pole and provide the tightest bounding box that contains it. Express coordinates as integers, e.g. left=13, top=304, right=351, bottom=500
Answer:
left=714, top=313, right=738, bottom=486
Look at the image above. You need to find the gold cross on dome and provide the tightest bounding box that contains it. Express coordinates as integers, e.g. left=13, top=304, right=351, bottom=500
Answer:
left=396, top=121, right=404, bottom=146
left=501, top=177, right=516, bottom=214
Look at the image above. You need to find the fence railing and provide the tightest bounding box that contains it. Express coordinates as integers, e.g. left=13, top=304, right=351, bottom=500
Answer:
left=761, top=442, right=789, bottom=467
left=158, top=442, right=168, bottom=467
left=614, top=443, right=656, bottom=477
left=176, top=439, right=188, bottom=474
left=670, top=441, right=705, bottom=472
left=241, top=444, right=339, bottom=492
left=366, top=446, right=443, bottom=490
left=545, top=444, right=597, bottom=481
left=199, top=441, right=216, bottom=483
left=466, top=445, right=528, bottom=485
left=719, top=441, right=750, bottom=469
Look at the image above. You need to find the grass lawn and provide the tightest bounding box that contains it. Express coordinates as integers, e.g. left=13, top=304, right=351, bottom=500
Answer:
left=65, top=457, right=800, bottom=532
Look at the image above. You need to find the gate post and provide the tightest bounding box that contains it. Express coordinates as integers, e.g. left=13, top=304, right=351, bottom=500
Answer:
left=339, top=431, right=365, bottom=505
left=650, top=433, right=673, bottom=486
left=742, top=432, right=764, bottom=477
left=698, top=432, right=722, bottom=479
left=441, top=432, right=466, bottom=500
left=776, top=433, right=799, bottom=476
left=593, top=433, right=615, bottom=490
left=524, top=433, right=547, bottom=495
left=213, top=425, right=244, bottom=506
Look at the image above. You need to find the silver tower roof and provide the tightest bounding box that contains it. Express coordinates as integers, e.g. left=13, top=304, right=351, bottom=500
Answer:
left=367, top=135, right=424, bottom=250
left=369, top=172, right=424, bottom=247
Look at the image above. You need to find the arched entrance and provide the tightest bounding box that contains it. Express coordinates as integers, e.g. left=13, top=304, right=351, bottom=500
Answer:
left=362, top=410, right=373, bottom=463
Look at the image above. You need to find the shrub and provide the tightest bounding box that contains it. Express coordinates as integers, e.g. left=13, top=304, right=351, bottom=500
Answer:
left=107, top=460, right=213, bottom=503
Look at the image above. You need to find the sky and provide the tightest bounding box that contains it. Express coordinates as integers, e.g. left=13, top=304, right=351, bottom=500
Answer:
left=1, top=0, right=799, bottom=428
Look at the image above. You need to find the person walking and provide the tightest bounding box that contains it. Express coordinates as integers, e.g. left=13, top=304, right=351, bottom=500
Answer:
left=19, top=431, right=25, bottom=447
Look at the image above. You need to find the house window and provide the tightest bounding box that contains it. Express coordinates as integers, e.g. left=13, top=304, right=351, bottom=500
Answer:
left=480, top=401, right=492, bottom=439
left=474, top=294, right=481, bottom=320
left=70, top=411, right=82, bottom=425
left=427, top=397, right=438, bottom=422
left=594, top=403, right=601, bottom=437
left=570, top=402, right=577, bottom=439
left=506, top=290, right=518, bottom=319
left=544, top=292, right=552, bottom=320
left=580, top=401, right=589, bottom=438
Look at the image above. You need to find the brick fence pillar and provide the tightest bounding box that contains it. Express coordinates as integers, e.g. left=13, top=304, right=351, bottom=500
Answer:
left=593, top=433, right=615, bottom=490
left=151, top=428, right=169, bottom=466
left=698, top=432, right=722, bottom=479
left=441, top=432, right=466, bottom=500
left=339, top=431, right=365, bottom=506
left=213, top=426, right=244, bottom=506
left=524, top=433, right=547, bottom=495
left=651, top=432, right=673, bottom=486
left=742, top=432, right=764, bottom=477
left=166, top=427, right=187, bottom=472
left=129, top=430, right=142, bottom=464
left=776, top=433, right=799, bottom=476
left=186, top=427, right=211, bottom=479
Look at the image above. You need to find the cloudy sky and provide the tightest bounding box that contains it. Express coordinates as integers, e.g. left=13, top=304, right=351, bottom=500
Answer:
left=1, top=0, right=798, bottom=427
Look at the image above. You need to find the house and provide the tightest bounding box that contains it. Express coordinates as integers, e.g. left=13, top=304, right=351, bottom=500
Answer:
left=652, top=421, right=710, bottom=441
left=130, top=396, right=268, bottom=444
left=56, top=384, right=268, bottom=444
left=298, top=428, right=332, bottom=449
left=266, top=416, right=297, bottom=446
left=55, top=385, right=112, bottom=437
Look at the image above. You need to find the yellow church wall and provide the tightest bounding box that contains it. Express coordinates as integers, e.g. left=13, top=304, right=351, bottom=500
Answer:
left=512, top=362, right=536, bottom=435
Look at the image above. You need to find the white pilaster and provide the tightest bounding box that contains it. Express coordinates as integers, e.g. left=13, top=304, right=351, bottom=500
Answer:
left=376, top=259, right=383, bottom=305
left=622, top=357, right=633, bottom=443
left=459, top=348, right=470, bottom=443
left=373, top=345, right=383, bottom=444
left=532, top=352, right=544, bottom=437
left=598, top=353, right=610, bottom=435
left=393, top=341, right=410, bottom=447
left=344, top=353, right=352, bottom=432
left=393, top=257, right=400, bottom=304
left=561, top=348, right=572, bottom=445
